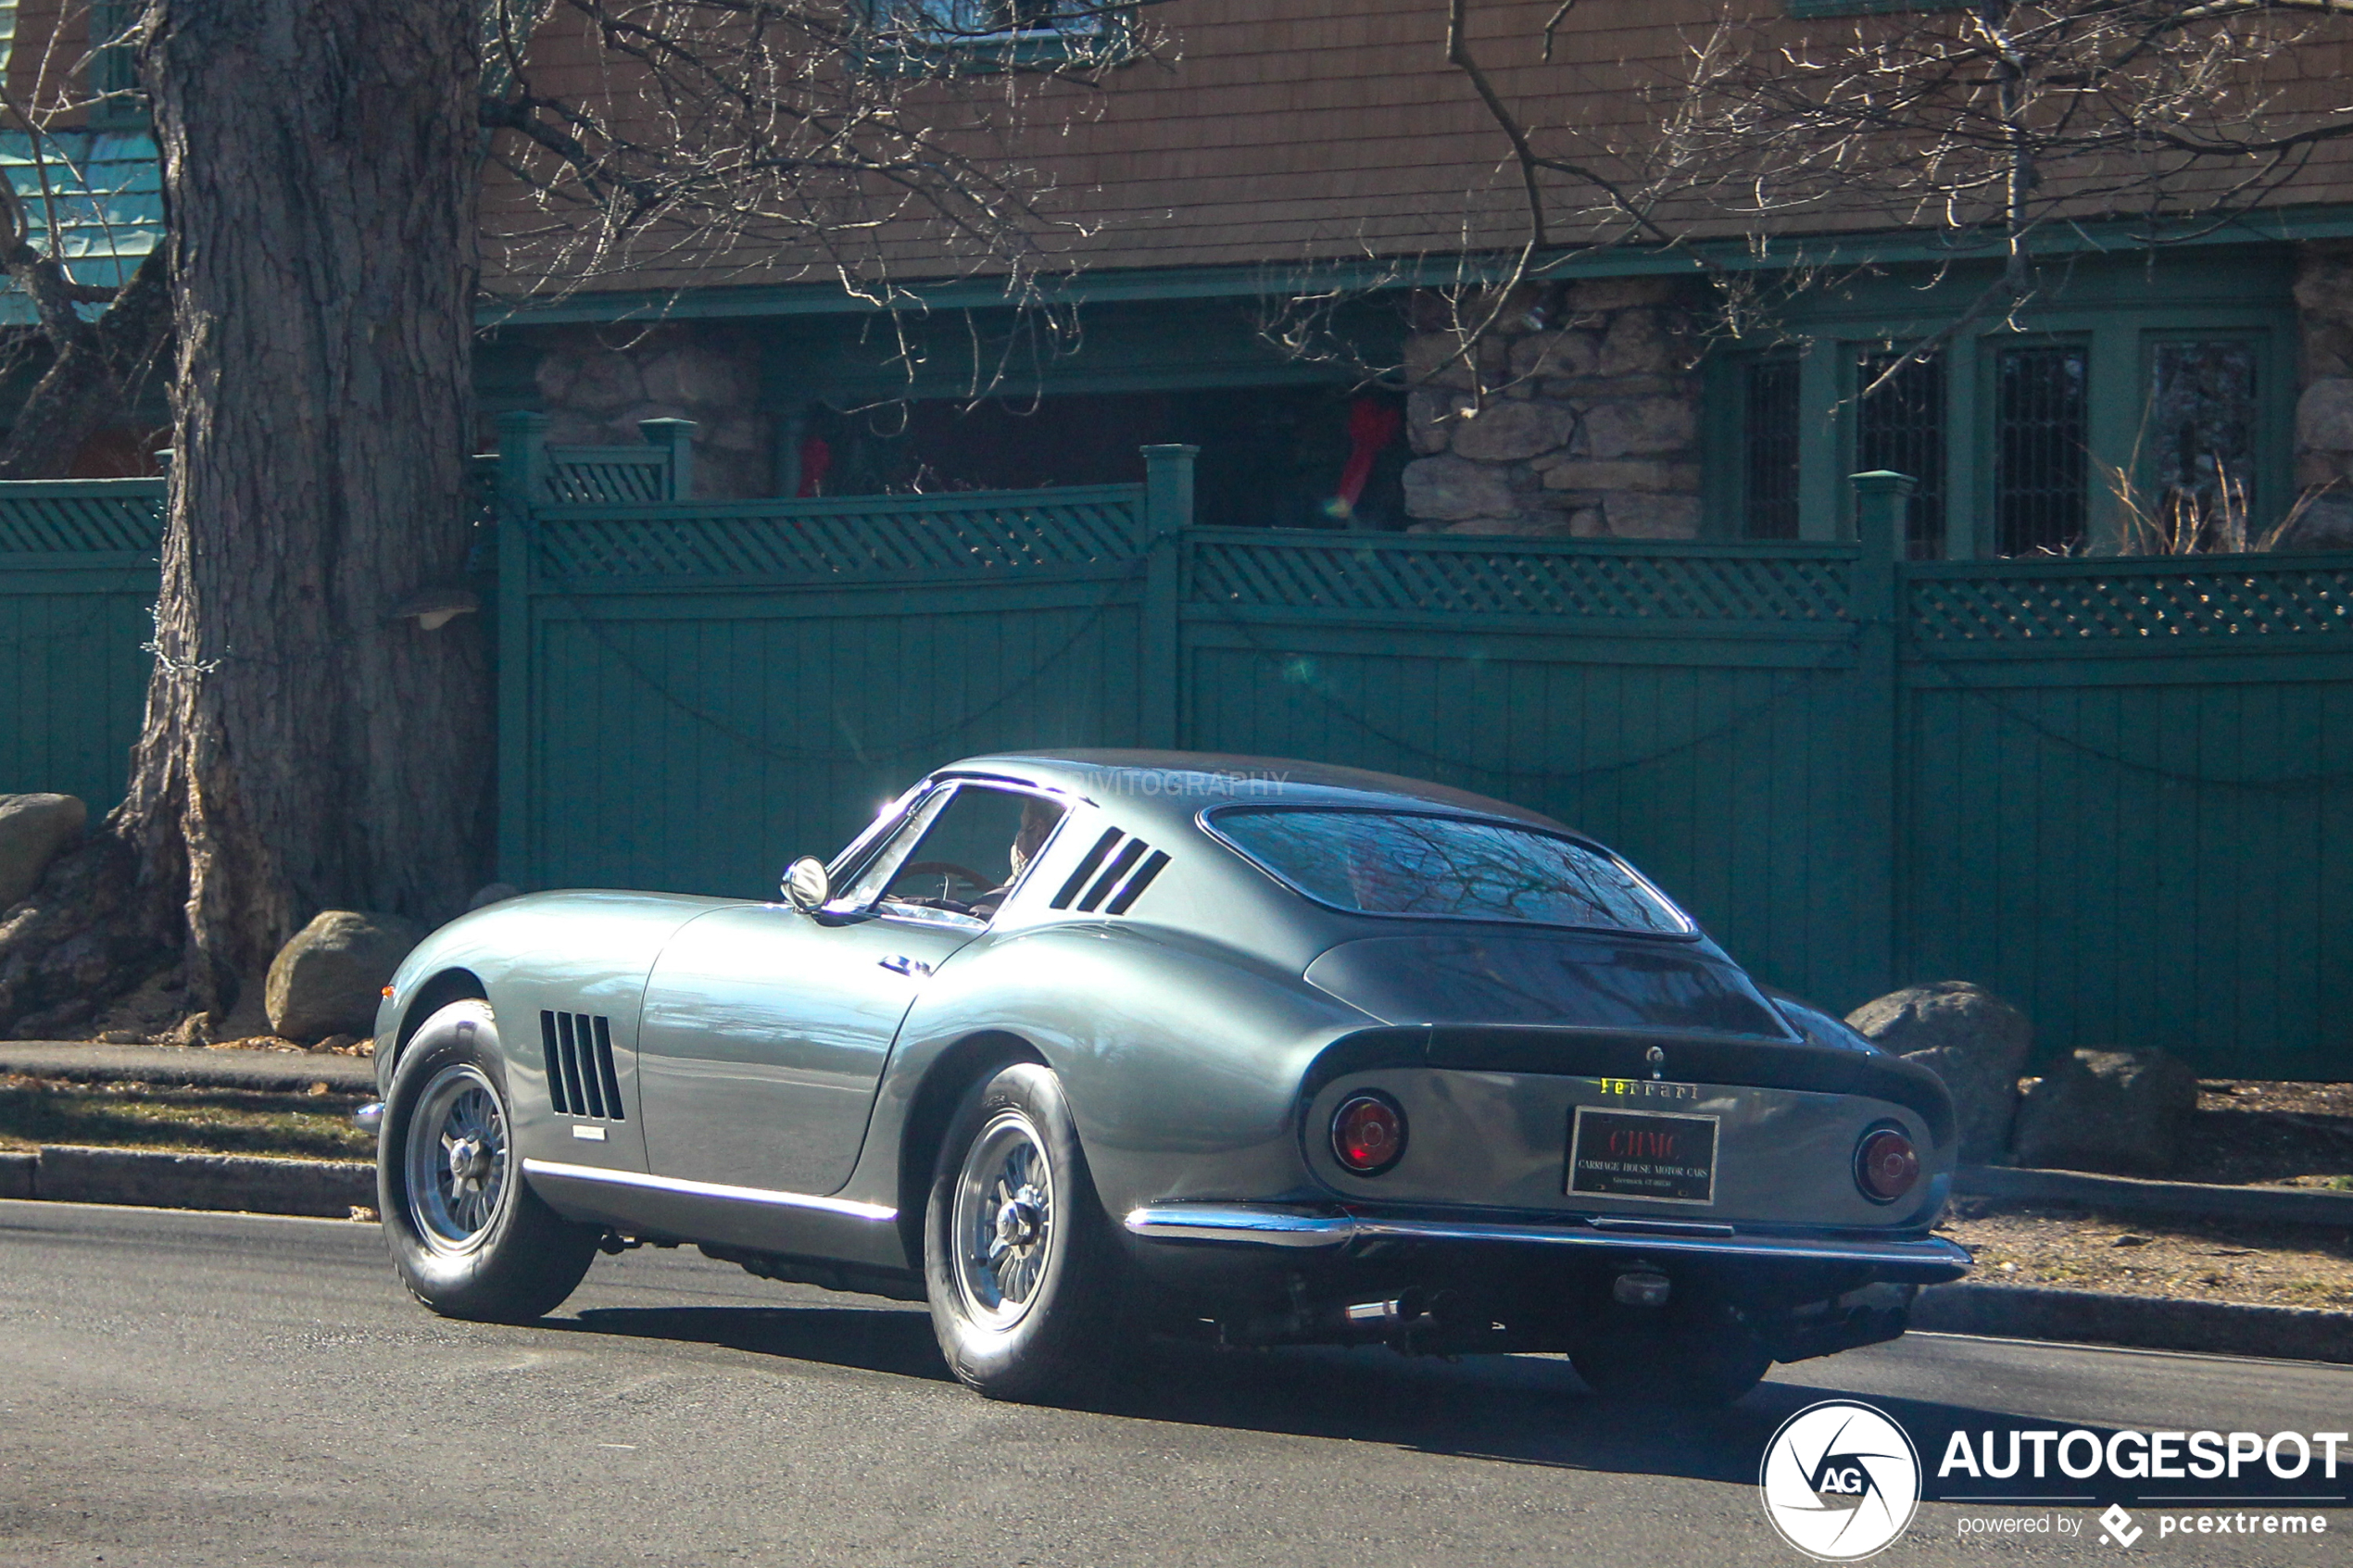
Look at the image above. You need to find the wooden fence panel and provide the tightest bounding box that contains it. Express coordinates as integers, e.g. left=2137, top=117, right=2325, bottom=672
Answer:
left=0, top=481, right=162, bottom=815
left=507, top=485, right=1158, bottom=896
left=1900, top=556, right=2353, bottom=1078
left=1176, top=530, right=1889, bottom=1008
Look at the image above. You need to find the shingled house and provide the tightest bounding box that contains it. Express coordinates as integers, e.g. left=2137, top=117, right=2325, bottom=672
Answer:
left=11, top=0, right=2353, bottom=556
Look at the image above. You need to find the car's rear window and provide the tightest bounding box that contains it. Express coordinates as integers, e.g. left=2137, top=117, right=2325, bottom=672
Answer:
left=1206, top=808, right=1692, bottom=935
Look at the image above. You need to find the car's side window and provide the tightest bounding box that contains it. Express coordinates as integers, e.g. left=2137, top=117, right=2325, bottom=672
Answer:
left=843, top=784, right=1063, bottom=926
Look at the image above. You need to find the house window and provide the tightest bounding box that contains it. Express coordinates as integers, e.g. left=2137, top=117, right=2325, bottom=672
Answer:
left=1742, top=358, right=1802, bottom=540
left=87, top=0, right=143, bottom=131
left=2145, top=340, right=2258, bottom=546
left=1856, top=350, right=1945, bottom=558
left=869, top=0, right=1120, bottom=61
left=1993, top=345, right=2089, bottom=557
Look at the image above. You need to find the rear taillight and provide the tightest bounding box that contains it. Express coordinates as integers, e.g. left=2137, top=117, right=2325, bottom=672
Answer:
left=1331, top=1092, right=1407, bottom=1176
left=1855, top=1126, right=1920, bottom=1203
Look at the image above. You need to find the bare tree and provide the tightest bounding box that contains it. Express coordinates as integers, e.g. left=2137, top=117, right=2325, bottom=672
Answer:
left=1288, top=0, right=2353, bottom=401
left=0, top=0, right=1151, bottom=1038
left=0, top=6, right=174, bottom=480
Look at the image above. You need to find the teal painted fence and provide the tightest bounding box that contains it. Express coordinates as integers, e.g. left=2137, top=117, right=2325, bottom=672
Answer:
left=497, top=437, right=2353, bottom=1076
left=0, top=478, right=164, bottom=815
left=1, top=432, right=2347, bottom=1075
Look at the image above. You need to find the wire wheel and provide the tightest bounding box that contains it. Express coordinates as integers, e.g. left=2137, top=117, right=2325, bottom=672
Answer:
left=951, top=1107, right=1057, bottom=1333
left=403, top=1063, right=511, bottom=1256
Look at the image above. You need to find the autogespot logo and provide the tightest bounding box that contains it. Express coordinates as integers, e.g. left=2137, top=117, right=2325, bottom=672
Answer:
left=1760, top=1400, right=1923, bottom=1561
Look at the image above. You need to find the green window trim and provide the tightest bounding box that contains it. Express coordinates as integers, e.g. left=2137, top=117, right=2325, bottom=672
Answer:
left=1703, top=252, right=2297, bottom=558
left=857, top=1, right=1143, bottom=74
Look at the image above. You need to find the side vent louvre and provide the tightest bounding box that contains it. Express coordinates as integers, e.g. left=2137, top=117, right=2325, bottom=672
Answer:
left=1051, top=828, right=1123, bottom=909
left=1050, top=828, right=1173, bottom=916
left=541, top=1010, right=626, bottom=1121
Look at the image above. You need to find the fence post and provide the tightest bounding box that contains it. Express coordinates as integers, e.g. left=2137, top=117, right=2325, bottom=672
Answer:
left=639, top=417, right=697, bottom=501
left=1849, top=470, right=1913, bottom=1002
left=496, top=411, right=550, bottom=887
left=1139, top=444, right=1197, bottom=749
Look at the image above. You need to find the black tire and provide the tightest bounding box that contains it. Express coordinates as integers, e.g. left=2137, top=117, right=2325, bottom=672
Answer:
left=1571, top=1322, right=1771, bottom=1408
left=923, top=1060, right=1126, bottom=1400
left=378, top=999, right=598, bottom=1323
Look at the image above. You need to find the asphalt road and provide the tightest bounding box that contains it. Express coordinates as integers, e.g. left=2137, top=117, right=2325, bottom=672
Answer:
left=2, top=1200, right=2347, bottom=1568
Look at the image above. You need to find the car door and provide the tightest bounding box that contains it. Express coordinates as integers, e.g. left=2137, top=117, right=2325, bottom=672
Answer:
left=635, top=781, right=1063, bottom=1197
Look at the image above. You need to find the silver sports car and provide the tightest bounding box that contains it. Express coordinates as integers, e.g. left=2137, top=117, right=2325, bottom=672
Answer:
left=373, top=751, right=1967, bottom=1406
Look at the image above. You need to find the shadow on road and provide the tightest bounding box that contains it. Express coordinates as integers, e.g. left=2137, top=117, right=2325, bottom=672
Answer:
left=544, top=1298, right=2284, bottom=1502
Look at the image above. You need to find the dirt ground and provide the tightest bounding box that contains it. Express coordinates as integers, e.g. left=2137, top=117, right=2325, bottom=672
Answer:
left=1928, top=1078, right=2353, bottom=1309
left=2174, top=1080, right=2353, bottom=1188
left=1939, top=1200, right=2353, bottom=1310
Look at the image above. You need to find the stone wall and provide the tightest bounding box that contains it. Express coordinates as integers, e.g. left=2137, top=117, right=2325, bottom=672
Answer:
left=2296, top=243, right=2353, bottom=547
left=1399, top=278, right=1705, bottom=537
left=529, top=324, right=771, bottom=498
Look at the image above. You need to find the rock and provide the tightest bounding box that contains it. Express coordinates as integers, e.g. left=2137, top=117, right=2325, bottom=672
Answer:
left=543, top=350, right=643, bottom=413
left=1597, top=310, right=1673, bottom=377
left=1576, top=396, right=1696, bottom=459
left=1450, top=399, right=1575, bottom=462
left=2011, top=1048, right=2201, bottom=1175
left=2281, top=493, right=2353, bottom=551
left=1403, top=454, right=1519, bottom=521
left=2296, top=377, right=2353, bottom=454
left=265, top=910, right=424, bottom=1043
left=467, top=882, right=521, bottom=910
left=1405, top=388, right=1463, bottom=455
left=1600, top=494, right=1703, bottom=538
left=1847, top=981, right=2033, bottom=1163
left=1540, top=459, right=1702, bottom=494
left=1508, top=331, right=1601, bottom=382
left=0, top=794, right=86, bottom=909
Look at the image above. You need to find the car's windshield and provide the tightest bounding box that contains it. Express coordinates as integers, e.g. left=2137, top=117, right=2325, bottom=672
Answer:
left=1207, top=808, right=1692, bottom=935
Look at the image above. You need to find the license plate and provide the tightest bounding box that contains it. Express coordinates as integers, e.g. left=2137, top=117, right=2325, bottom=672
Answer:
left=1567, top=1106, right=1719, bottom=1205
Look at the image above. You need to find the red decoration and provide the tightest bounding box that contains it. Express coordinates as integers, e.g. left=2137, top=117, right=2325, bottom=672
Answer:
left=1333, top=395, right=1403, bottom=517
left=797, top=434, right=832, bottom=498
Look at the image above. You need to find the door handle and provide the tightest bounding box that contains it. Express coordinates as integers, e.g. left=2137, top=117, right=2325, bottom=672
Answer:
left=878, top=954, right=932, bottom=978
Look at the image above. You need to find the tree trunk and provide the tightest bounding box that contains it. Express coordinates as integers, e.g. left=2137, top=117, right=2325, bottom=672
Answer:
left=120, top=0, right=490, bottom=1020
left=0, top=249, right=175, bottom=480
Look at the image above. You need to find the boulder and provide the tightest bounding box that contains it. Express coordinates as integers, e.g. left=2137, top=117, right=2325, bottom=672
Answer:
left=1846, top=981, right=2033, bottom=1163
left=1575, top=396, right=1695, bottom=459
left=2011, top=1048, right=2201, bottom=1175
left=1403, top=454, right=1519, bottom=521
left=265, top=910, right=424, bottom=1042
left=2296, top=377, right=2353, bottom=455
left=1449, top=399, right=1575, bottom=463
left=0, top=793, right=86, bottom=908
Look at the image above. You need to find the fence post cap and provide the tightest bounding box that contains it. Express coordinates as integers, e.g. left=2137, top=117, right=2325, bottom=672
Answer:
left=1849, top=469, right=1919, bottom=495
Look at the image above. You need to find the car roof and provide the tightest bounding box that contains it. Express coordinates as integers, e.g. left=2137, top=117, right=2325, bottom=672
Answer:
left=935, top=750, right=1570, bottom=837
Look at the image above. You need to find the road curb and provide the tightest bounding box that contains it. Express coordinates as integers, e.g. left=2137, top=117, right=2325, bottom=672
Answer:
left=18, top=1145, right=373, bottom=1218
left=1957, top=1163, right=2353, bottom=1227
left=1913, top=1281, right=2353, bottom=1364
left=0, top=1042, right=376, bottom=1094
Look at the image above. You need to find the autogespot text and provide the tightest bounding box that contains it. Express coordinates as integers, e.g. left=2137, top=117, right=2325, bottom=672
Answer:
left=1937, top=1427, right=2349, bottom=1482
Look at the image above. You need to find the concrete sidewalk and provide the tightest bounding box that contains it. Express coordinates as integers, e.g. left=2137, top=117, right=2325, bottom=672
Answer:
left=0, top=1041, right=375, bottom=1093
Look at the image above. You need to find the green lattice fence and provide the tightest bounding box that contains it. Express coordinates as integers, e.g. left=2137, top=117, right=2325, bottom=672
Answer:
left=0, top=479, right=163, bottom=815
left=500, top=448, right=1190, bottom=898
left=4, top=439, right=2343, bottom=1075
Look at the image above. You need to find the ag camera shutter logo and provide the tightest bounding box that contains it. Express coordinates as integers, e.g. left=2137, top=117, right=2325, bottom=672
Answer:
left=1759, top=1400, right=1923, bottom=1560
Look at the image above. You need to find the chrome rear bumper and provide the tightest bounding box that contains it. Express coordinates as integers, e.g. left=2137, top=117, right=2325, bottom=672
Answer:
left=1124, top=1202, right=1971, bottom=1276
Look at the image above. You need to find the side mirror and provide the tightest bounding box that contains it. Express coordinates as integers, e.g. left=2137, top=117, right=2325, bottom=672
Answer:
left=782, top=856, right=831, bottom=913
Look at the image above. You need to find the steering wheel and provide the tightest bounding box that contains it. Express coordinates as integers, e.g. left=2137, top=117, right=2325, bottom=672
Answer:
left=900, top=859, right=996, bottom=890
